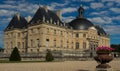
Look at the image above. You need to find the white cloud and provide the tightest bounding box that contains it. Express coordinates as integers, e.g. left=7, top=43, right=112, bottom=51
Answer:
left=51, top=1, right=69, bottom=7
left=3, top=0, right=16, bottom=4
left=0, top=17, right=12, bottom=23
left=88, top=17, right=112, bottom=24
left=84, top=0, right=94, bottom=2
left=103, top=17, right=112, bottom=23
left=62, top=7, right=77, bottom=14
left=112, top=15, right=120, bottom=20
left=90, top=3, right=104, bottom=9
left=110, top=8, right=120, bottom=14
left=62, top=16, right=75, bottom=23
left=48, top=0, right=69, bottom=10
left=18, top=4, right=39, bottom=14
left=72, top=0, right=93, bottom=2
left=0, top=9, right=15, bottom=16
left=102, top=0, right=120, bottom=4
left=90, top=11, right=108, bottom=16
left=89, top=17, right=105, bottom=24
left=0, top=4, right=17, bottom=9
left=106, top=2, right=114, bottom=7
left=83, top=6, right=90, bottom=10
left=104, top=25, right=120, bottom=34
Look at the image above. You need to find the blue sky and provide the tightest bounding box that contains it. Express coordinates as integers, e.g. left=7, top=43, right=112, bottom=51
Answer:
left=0, top=0, right=120, bottom=48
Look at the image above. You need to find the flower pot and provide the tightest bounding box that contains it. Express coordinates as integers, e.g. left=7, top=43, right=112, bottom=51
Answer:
left=94, top=53, right=113, bottom=68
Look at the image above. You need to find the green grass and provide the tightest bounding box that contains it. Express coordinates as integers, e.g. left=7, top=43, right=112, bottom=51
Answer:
left=0, top=60, right=46, bottom=63
left=0, top=60, right=63, bottom=63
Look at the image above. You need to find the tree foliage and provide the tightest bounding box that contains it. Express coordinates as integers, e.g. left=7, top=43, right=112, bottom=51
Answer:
left=111, top=44, right=120, bottom=52
left=9, top=47, right=21, bottom=61
left=45, top=49, right=54, bottom=62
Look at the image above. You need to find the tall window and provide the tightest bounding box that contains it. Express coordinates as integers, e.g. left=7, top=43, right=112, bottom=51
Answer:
left=11, top=33, right=13, bottom=37
left=31, top=29, right=33, bottom=33
left=37, top=39, right=40, bottom=47
left=22, top=42, right=24, bottom=48
left=61, top=31, right=63, bottom=35
left=37, top=49, right=39, bottom=52
left=76, top=42, right=79, bottom=49
left=18, top=33, right=20, bottom=37
left=76, top=33, right=79, bottom=37
left=17, top=42, right=20, bottom=48
left=6, top=42, right=8, bottom=48
left=31, top=39, right=33, bottom=47
left=31, top=49, right=33, bottom=52
left=37, top=28, right=40, bottom=33
left=83, top=42, right=86, bottom=49
left=54, top=29, right=56, bottom=34
left=60, top=40, right=63, bottom=47
left=71, top=42, right=73, bottom=48
left=83, top=33, right=86, bottom=37
left=54, top=39, right=56, bottom=47
left=11, top=42, right=13, bottom=48
left=47, top=28, right=49, bottom=33
left=46, top=39, right=49, bottom=47
left=67, top=41, right=69, bottom=48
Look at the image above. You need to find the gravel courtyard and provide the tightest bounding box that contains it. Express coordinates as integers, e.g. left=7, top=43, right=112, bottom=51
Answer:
left=0, top=60, right=120, bottom=71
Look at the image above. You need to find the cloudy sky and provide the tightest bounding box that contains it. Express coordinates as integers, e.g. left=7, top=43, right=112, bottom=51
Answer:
left=0, top=0, right=120, bottom=48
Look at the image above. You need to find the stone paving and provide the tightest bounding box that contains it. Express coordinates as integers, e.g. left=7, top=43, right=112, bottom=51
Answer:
left=0, top=60, right=120, bottom=71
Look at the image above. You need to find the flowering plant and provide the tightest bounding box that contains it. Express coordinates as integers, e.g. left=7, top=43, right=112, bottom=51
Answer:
left=96, top=46, right=114, bottom=53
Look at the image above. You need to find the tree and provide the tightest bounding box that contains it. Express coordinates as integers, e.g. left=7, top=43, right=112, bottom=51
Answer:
left=9, top=47, right=21, bottom=61
left=111, top=44, right=120, bottom=52
left=45, top=49, right=54, bottom=62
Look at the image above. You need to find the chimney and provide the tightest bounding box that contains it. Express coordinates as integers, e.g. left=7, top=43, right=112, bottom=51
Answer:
left=43, top=6, right=48, bottom=12
left=27, top=16, right=31, bottom=23
left=56, top=10, right=62, bottom=20
left=16, top=13, right=20, bottom=20
left=43, top=16, right=45, bottom=22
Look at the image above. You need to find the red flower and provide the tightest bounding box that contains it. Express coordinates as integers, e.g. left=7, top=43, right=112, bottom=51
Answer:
left=96, top=46, right=114, bottom=53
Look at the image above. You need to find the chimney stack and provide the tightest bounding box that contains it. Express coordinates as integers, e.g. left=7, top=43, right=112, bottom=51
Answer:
left=43, top=6, right=48, bottom=12
left=27, top=16, right=31, bottom=23
left=16, top=13, right=20, bottom=20
left=56, top=10, right=62, bottom=20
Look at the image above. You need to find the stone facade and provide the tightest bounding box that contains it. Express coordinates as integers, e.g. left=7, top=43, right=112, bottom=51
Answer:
left=4, top=5, right=110, bottom=57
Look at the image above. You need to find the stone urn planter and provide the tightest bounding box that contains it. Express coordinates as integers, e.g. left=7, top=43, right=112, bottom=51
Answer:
left=94, top=46, right=114, bottom=71
left=94, top=53, right=113, bottom=68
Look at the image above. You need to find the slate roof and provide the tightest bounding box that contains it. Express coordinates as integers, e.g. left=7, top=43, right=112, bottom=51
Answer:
left=4, top=6, right=108, bottom=36
left=95, top=25, right=107, bottom=36
left=68, top=6, right=108, bottom=36
left=29, top=7, right=63, bottom=26
left=69, top=18, right=94, bottom=30
left=4, top=14, right=27, bottom=31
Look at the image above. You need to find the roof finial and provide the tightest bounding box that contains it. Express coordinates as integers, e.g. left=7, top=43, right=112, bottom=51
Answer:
left=38, top=3, right=41, bottom=8
left=80, top=0, right=82, bottom=7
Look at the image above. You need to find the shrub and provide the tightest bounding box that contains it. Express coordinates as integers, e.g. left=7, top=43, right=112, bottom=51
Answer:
left=45, top=49, right=54, bottom=62
left=9, top=47, right=21, bottom=61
